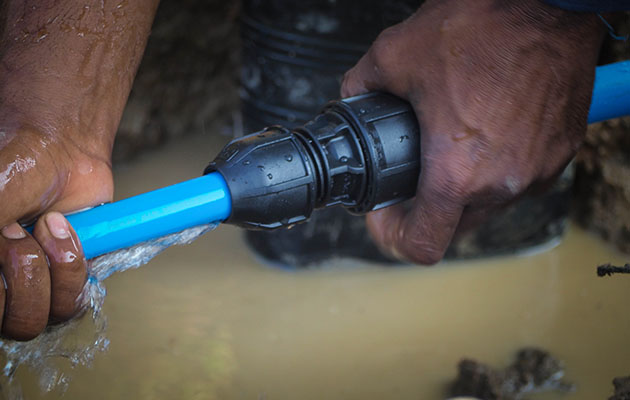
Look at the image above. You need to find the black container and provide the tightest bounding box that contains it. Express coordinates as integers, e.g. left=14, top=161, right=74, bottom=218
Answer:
left=241, top=0, right=422, bottom=131
left=239, top=0, right=571, bottom=267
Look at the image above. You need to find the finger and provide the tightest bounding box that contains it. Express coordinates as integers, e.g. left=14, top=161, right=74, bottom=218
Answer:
left=0, top=223, right=50, bottom=340
left=340, top=52, right=384, bottom=98
left=33, top=212, right=87, bottom=323
left=366, top=202, right=412, bottom=261
left=366, top=172, right=465, bottom=265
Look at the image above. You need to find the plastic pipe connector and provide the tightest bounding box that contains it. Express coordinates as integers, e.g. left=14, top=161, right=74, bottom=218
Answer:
left=206, top=93, right=420, bottom=229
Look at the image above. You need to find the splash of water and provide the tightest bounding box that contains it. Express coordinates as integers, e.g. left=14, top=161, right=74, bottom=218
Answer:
left=0, top=224, right=216, bottom=399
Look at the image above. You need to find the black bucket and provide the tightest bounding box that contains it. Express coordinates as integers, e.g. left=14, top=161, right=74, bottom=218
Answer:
left=239, top=0, right=571, bottom=267
left=240, top=0, right=421, bottom=132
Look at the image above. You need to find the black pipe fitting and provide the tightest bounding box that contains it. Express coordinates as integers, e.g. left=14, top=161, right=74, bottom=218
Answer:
left=205, top=92, right=420, bottom=229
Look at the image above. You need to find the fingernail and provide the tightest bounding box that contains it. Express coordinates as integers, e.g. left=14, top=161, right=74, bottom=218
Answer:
left=46, top=212, right=70, bottom=239
left=1, top=223, right=26, bottom=240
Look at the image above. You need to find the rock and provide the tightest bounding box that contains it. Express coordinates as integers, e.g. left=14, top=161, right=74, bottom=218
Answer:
left=610, top=376, right=630, bottom=400
left=450, top=348, right=573, bottom=400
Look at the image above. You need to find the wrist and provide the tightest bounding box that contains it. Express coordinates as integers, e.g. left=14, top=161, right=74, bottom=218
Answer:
left=0, top=75, right=117, bottom=159
left=484, top=0, right=607, bottom=69
left=0, top=101, right=116, bottom=162
left=508, top=0, right=606, bottom=39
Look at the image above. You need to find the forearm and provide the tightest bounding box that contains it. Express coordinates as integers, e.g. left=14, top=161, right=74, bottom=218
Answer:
left=0, top=0, right=159, bottom=155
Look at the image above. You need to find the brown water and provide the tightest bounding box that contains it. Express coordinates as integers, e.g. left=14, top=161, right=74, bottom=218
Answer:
left=16, top=133, right=630, bottom=399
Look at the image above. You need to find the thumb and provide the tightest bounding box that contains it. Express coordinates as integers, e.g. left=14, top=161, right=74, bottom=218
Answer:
left=366, top=169, right=465, bottom=265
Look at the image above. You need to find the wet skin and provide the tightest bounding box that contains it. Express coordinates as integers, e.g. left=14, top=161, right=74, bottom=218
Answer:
left=342, top=0, right=606, bottom=264
left=0, top=0, right=159, bottom=340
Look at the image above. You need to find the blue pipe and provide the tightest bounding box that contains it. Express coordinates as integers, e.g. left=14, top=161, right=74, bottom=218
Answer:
left=66, top=173, right=231, bottom=259
left=588, top=61, right=630, bottom=123
left=50, top=61, right=630, bottom=260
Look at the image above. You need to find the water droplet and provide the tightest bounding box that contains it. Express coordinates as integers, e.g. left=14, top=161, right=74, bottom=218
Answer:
left=339, top=156, right=348, bottom=163
left=243, top=160, right=251, bottom=166
left=359, top=108, right=366, bottom=114
left=285, top=154, right=293, bottom=162
left=267, top=173, right=273, bottom=180
left=35, top=28, right=48, bottom=43
left=399, top=135, right=409, bottom=142
left=258, top=165, right=265, bottom=171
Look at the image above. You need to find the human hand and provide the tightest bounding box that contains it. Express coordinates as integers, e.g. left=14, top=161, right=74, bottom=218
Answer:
left=0, top=127, right=114, bottom=340
left=341, top=0, right=605, bottom=264
left=0, top=0, right=158, bottom=340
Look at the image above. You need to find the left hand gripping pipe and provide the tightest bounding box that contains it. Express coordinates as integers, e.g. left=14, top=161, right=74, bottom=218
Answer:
left=42, top=61, right=630, bottom=259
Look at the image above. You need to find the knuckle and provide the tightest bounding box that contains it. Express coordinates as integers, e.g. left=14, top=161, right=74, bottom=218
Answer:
left=501, top=174, right=529, bottom=196
left=468, top=174, right=529, bottom=207
left=447, top=178, right=472, bottom=202
left=369, top=28, right=403, bottom=78
left=0, top=243, right=50, bottom=340
left=427, top=168, right=474, bottom=205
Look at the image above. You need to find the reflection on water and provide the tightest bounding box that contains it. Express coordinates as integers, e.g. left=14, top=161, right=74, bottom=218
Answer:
left=5, top=133, right=630, bottom=399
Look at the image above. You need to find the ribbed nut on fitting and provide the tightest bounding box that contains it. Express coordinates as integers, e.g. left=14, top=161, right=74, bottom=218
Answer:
left=206, top=92, right=421, bottom=230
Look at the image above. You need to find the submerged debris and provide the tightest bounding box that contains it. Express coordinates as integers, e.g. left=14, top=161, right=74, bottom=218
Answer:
left=610, top=376, right=630, bottom=400
left=597, top=263, right=630, bottom=277
left=450, top=347, right=574, bottom=400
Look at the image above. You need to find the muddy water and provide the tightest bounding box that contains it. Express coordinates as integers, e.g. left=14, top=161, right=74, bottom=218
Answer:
left=17, top=132, right=630, bottom=399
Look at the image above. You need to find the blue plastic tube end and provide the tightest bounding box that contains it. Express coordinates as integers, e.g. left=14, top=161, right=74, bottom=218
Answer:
left=67, top=173, right=231, bottom=259
left=588, top=61, right=630, bottom=124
